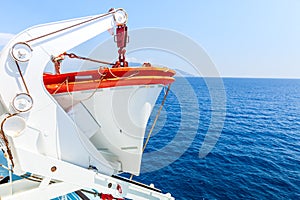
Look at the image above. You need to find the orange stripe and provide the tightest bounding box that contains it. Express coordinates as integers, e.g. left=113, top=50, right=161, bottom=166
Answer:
left=43, top=67, right=176, bottom=85
left=45, top=76, right=175, bottom=94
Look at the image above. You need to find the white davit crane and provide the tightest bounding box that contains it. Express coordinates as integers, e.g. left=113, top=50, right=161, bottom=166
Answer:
left=0, top=8, right=174, bottom=200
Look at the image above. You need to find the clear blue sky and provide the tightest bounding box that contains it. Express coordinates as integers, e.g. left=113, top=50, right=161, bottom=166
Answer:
left=1, top=0, right=300, bottom=78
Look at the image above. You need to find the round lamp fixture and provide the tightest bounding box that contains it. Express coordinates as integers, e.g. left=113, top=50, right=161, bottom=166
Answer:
left=2, top=115, right=27, bottom=137
left=11, top=42, right=33, bottom=62
left=12, top=93, right=33, bottom=112
left=114, top=9, right=128, bottom=25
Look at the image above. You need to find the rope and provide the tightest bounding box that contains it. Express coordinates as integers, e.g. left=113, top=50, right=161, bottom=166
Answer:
left=97, top=67, right=108, bottom=76
left=98, top=66, right=139, bottom=79
left=130, top=84, right=172, bottom=180
left=52, top=77, right=69, bottom=95
left=107, top=67, right=139, bottom=79
left=142, top=84, right=171, bottom=152
left=65, top=75, right=105, bottom=102
left=107, top=67, right=119, bottom=78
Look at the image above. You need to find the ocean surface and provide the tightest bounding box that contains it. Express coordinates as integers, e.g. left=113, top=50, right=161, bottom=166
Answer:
left=1, top=77, right=300, bottom=199
left=134, top=77, right=300, bottom=200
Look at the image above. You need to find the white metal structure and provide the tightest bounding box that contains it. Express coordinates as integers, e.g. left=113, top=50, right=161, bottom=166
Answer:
left=0, top=8, right=174, bottom=199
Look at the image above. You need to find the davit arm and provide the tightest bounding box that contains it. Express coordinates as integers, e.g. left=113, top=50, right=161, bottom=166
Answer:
left=0, top=8, right=175, bottom=200
left=0, top=8, right=128, bottom=170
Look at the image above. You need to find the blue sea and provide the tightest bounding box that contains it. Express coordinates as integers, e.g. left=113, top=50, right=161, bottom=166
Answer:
left=134, top=77, right=300, bottom=200
left=1, top=77, right=300, bottom=199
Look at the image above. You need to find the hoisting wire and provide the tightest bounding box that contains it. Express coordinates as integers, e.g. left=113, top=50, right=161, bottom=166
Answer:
left=52, top=52, right=115, bottom=75
left=0, top=114, right=18, bottom=168
left=130, top=84, right=172, bottom=180
left=65, top=53, right=115, bottom=66
left=25, top=9, right=124, bottom=43
left=15, top=61, right=30, bottom=94
left=0, top=61, right=31, bottom=170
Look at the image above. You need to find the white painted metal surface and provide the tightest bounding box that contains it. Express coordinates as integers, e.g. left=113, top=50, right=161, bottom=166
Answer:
left=0, top=8, right=174, bottom=200
left=54, top=85, right=163, bottom=175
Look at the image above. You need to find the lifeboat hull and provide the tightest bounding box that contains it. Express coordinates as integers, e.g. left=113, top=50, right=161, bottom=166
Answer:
left=43, top=67, right=175, bottom=175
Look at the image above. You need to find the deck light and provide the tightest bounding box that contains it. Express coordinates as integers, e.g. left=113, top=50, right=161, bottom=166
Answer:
left=12, top=93, right=33, bottom=112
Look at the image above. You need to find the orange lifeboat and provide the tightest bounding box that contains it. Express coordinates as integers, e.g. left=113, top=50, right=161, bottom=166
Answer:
left=43, top=66, right=176, bottom=94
